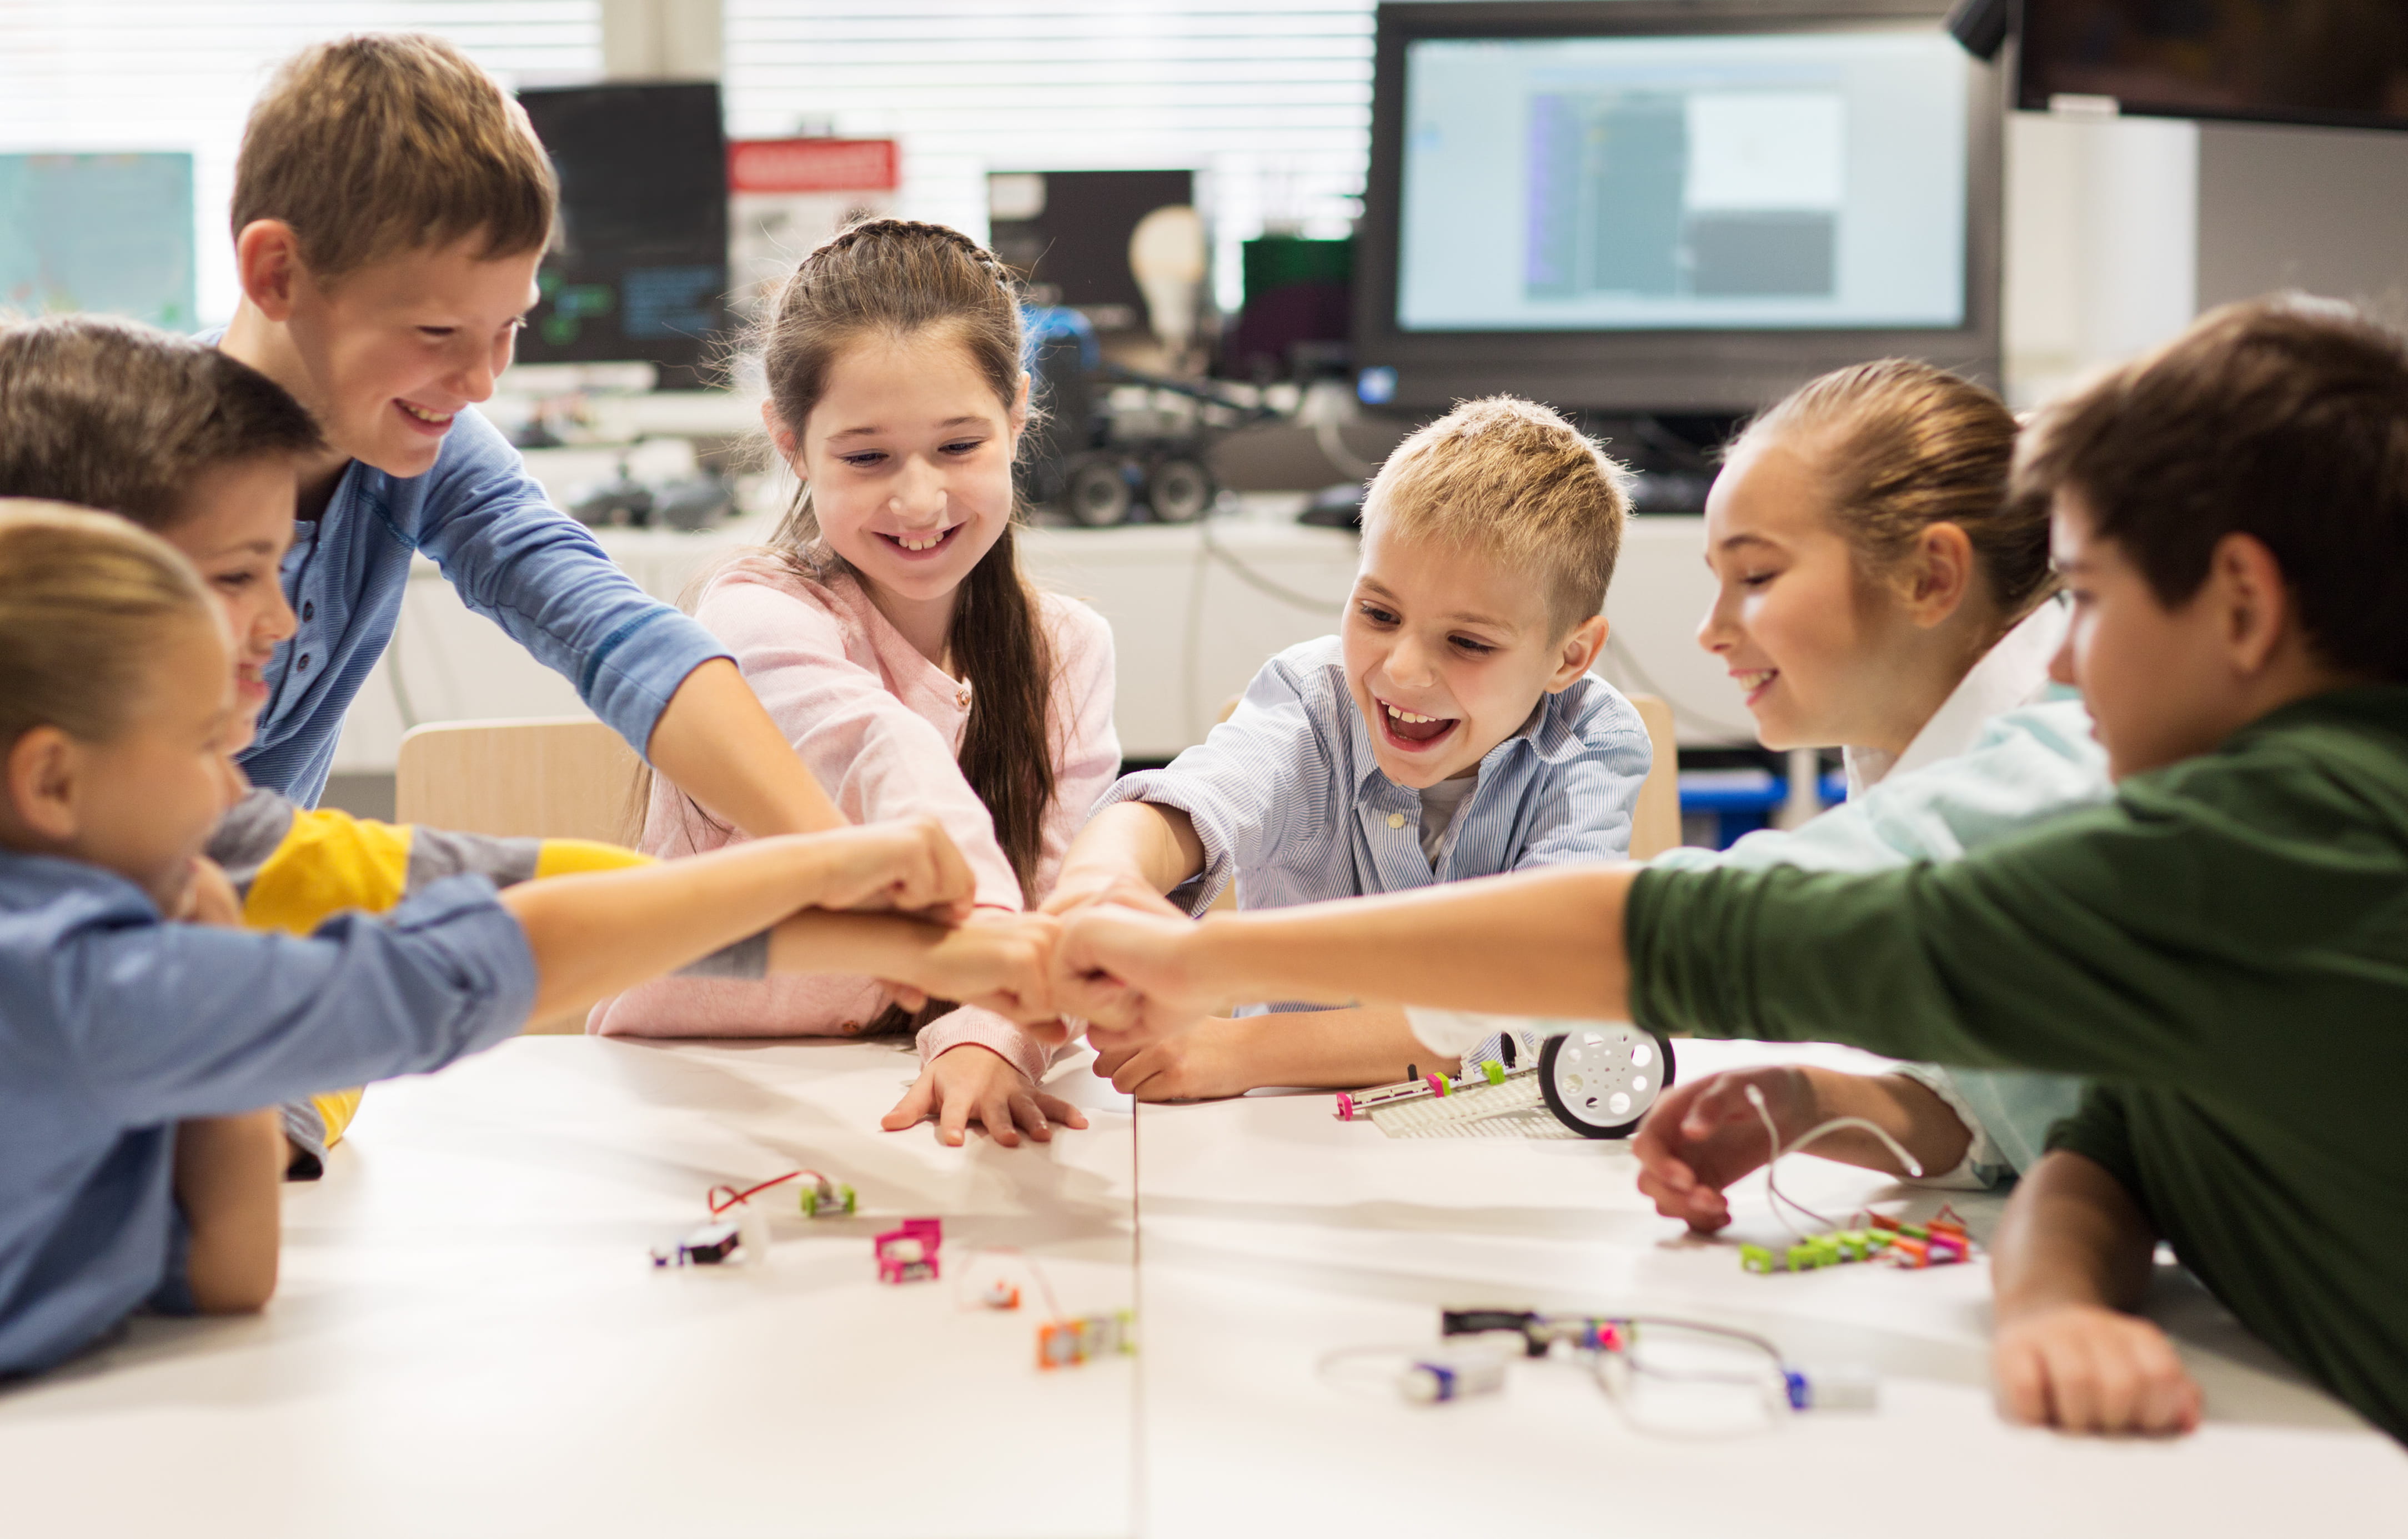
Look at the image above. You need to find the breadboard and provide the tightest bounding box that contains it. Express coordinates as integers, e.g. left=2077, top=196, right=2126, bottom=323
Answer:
left=1367, top=1074, right=1582, bottom=1140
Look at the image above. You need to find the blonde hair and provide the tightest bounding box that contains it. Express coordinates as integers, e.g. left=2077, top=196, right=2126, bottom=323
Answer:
left=1737, top=360, right=2048, bottom=617
left=232, top=33, right=555, bottom=279
left=1364, top=396, right=1631, bottom=635
left=0, top=501, right=214, bottom=754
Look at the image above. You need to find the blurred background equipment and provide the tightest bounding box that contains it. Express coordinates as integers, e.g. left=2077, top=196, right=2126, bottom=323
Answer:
left=0, top=152, right=196, bottom=329
left=726, top=135, right=899, bottom=322
left=2016, top=0, right=2408, bottom=132
left=988, top=168, right=1197, bottom=355
left=1128, top=203, right=1209, bottom=367
left=516, top=81, right=730, bottom=388
left=1220, top=234, right=1352, bottom=383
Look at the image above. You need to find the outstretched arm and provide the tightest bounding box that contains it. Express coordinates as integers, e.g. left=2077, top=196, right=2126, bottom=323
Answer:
left=1090, top=1004, right=1428, bottom=1101
left=646, top=658, right=850, bottom=839
left=1989, top=1150, right=2200, bottom=1436
left=1054, top=866, right=1640, bottom=1031
left=505, top=818, right=971, bottom=1021
left=1044, top=801, right=1206, bottom=919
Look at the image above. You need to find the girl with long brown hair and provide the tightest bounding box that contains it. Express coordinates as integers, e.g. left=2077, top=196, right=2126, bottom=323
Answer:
left=594, top=219, right=1121, bottom=1149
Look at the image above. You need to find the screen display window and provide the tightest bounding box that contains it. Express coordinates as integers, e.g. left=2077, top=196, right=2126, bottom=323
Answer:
left=1397, top=32, right=1969, bottom=333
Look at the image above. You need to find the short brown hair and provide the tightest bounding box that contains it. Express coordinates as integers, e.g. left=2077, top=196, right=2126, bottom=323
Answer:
left=232, top=33, right=555, bottom=278
left=0, top=315, right=323, bottom=529
left=1738, top=359, right=2048, bottom=616
left=2016, top=296, right=2408, bottom=681
left=0, top=501, right=214, bottom=753
left=1366, top=396, right=1630, bottom=635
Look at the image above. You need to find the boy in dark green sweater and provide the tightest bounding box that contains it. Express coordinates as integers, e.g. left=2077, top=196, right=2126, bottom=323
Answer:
left=1047, top=297, right=2408, bottom=1442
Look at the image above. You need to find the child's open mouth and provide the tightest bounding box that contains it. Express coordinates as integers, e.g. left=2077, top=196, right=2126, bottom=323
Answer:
left=394, top=399, right=456, bottom=437
left=1377, top=698, right=1460, bottom=752
left=877, top=525, right=961, bottom=559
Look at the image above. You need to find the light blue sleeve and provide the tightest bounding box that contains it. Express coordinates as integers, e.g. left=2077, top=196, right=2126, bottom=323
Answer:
left=55, top=876, right=536, bottom=1127
left=1652, top=698, right=2113, bottom=1179
left=1089, top=643, right=1343, bottom=916
left=411, top=410, right=731, bottom=756
left=1509, top=681, right=1652, bottom=868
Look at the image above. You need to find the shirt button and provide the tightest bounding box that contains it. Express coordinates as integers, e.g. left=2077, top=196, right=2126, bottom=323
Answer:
left=956, top=688, right=971, bottom=708
left=301, top=601, right=314, bottom=621
left=1387, top=811, right=1407, bottom=829
left=295, top=654, right=311, bottom=673
left=840, top=1020, right=862, bottom=1034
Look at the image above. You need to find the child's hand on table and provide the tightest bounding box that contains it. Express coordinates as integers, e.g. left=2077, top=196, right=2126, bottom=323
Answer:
left=1993, top=1302, right=2203, bottom=1436
left=881, top=1042, right=1091, bottom=1148
left=1629, top=1065, right=1815, bottom=1233
left=1090, top=1015, right=1256, bottom=1101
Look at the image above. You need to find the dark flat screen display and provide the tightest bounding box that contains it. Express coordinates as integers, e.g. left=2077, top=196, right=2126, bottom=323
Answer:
left=516, top=82, right=729, bottom=382
left=2019, top=1, right=2408, bottom=131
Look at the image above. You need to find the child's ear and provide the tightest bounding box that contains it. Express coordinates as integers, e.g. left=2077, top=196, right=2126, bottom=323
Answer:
left=2211, top=531, right=2295, bottom=676
left=3, top=726, right=84, bottom=846
left=1903, top=522, right=1977, bottom=628
left=233, top=220, right=307, bottom=322
left=760, top=399, right=805, bottom=475
left=1010, top=370, right=1032, bottom=444
left=1548, top=614, right=1611, bottom=691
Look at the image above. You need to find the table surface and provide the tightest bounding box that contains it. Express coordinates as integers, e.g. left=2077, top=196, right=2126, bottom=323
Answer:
left=2, top=1036, right=2397, bottom=1536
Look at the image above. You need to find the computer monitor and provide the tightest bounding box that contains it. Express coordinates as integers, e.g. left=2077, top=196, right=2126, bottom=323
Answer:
left=515, top=82, right=729, bottom=386
left=2018, top=0, right=2408, bottom=133
left=1355, top=2, right=2001, bottom=415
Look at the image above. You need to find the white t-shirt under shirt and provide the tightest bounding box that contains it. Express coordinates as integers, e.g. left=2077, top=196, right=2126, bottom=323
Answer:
left=1418, top=774, right=1478, bottom=864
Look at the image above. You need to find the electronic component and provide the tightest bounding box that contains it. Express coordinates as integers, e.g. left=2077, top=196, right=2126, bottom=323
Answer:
left=650, top=1219, right=743, bottom=1269
left=1439, top=1306, right=1878, bottom=1420
left=1398, top=1350, right=1507, bottom=1405
left=797, top=1173, right=856, bottom=1218
left=1037, top=1310, right=1135, bottom=1370
left=876, top=1218, right=943, bottom=1284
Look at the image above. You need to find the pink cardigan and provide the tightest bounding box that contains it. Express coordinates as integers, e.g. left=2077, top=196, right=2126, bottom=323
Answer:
left=589, top=555, right=1120, bottom=1083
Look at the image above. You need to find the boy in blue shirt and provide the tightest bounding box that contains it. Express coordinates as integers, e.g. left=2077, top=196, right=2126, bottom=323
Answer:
left=210, top=34, right=863, bottom=850
left=1046, top=397, right=1649, bottom=1098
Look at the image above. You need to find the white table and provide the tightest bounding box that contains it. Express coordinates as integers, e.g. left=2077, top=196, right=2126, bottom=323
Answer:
left=8, top=1037, right=2391, bottom=1536
left=1135, top=1040, right=2406, bottom=1537
left=0, top=1038, right=1138, bottom=1538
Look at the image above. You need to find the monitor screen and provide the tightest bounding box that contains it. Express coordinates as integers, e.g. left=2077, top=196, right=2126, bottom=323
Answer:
left=2019, top=0, right=2408, bottom=132
left=1396, top=31, right=1968, bottom=334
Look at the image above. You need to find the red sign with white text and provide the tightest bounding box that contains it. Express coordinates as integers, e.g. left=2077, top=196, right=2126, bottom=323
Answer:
left=727, top=138, right=900, bottom=194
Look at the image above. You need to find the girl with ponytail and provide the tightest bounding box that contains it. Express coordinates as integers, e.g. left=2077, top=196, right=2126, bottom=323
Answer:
left=594, top=219, right=1120, bottom=1148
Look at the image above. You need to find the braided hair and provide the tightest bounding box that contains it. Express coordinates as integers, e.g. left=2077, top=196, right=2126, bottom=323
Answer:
left=757, top=217, right=1061, bottom=906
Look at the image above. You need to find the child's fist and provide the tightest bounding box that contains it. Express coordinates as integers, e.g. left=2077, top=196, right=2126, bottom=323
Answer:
left=1629, top=1066, right=1814, bottom=1232
left=814, top=815, right=976, bottom=918
left=1052, top=905, right=1211, bottom=1046
left=1993, top=1303, right=2203, bottom=1436
left=1040, top=865, right=1191, bottom=922
left=897, top=910, right=1061, bottom=1024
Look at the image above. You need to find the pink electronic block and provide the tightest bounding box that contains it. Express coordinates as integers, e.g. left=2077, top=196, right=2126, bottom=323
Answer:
left=875, top=1217, right=943, bottom=1284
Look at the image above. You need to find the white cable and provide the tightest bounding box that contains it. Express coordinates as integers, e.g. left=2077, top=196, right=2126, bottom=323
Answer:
left=1745, top=1084, right=1924, bottom=1239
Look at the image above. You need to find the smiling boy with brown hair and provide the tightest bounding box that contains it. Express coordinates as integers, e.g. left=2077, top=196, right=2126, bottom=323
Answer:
left=210, top=34, right=899, bottom=866
left=1051, top=297, right=2408, bottom=1441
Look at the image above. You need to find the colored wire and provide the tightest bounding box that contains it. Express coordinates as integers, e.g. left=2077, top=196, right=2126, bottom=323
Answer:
left=707, top=1169, right=832, bottom=1215
left=1745, top=1085, right=1925, bottom=1238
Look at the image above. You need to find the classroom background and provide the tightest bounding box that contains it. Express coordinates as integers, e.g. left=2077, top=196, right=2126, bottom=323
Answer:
left=4, top=2, right=2407, bottom=1534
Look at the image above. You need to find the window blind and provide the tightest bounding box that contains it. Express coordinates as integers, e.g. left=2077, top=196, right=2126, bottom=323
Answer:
left=0, top=2, right=602, bottom=324
left=721, top=1, right=1375, bottom=309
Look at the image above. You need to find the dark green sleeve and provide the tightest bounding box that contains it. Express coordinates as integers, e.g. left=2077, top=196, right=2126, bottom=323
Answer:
left=2045, top=1083, right=2146, bottom=1202
left=1622, top=792, right=2309, bottom=1083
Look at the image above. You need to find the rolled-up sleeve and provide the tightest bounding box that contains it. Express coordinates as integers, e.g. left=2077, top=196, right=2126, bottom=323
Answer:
left=413, top=412, right=729, bottom=758
left=59, top=876, right=535, bottom=1127
left=1091, top=650, right=1340, bottom=915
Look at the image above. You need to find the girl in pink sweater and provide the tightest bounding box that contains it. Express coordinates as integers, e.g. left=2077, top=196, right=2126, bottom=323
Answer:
left=593, top=219, right=1118, bottom=1147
